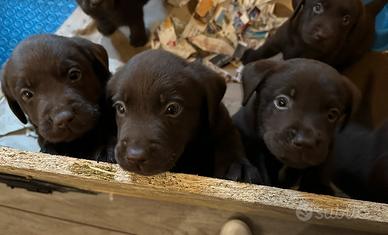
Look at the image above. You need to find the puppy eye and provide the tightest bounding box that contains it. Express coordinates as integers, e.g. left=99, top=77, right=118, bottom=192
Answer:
left=274, top=95, right=291, bottom=110
left=313, top=3, right=324, bottom=14
left=342, top=15, right=351, bottom=26
left=113, top=101, right=126, bottom=115
left=20, top=88, right=34, bottom=101
left=68, top=68, right=82, bottom=82
left=90, top=0, right=103, bottom=7
left=328, top=108, right=340, bottom=123
left=164, top=102, right=182, bottom=117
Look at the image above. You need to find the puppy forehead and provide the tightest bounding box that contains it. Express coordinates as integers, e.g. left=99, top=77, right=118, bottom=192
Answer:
left=124, top=69, right=191, bottom=100
left=113, top=51, right=195, bottom=101
left=266, top=60, right=345, bottom=101
left=7, top=38, right=88, bottom=85
left=312, top=0, right=361, bottom=13
left=333, top=0, right=361, bottom=14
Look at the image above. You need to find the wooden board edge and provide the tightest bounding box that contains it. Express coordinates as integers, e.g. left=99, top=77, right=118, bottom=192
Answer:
left=0, top=147, right=387, bottom=233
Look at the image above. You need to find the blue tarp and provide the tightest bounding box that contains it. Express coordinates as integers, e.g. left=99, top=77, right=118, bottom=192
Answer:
left=0, top=0, right=76, bottom=66
left=362, top=0, right=388, bottom=51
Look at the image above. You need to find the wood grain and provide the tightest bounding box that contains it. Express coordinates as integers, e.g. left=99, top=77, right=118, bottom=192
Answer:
left=0, top=147, right=387, bottom=234
left=0, top=204, right=130, bottom=235
left=0, top=184, right=379, bottom=235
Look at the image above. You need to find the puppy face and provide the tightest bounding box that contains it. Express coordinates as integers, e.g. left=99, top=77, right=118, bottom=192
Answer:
left=293, top=0, right=363, bottom=53
left=108, top=50, right=225, bottom=175
left=1, top=34, right=110, bottom=144
left=242, top=59, right=359, bottom=169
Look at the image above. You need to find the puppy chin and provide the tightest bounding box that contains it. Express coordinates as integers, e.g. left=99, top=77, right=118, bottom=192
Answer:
left=270, top=147, right=326, bottom=169
left=39, top=123, right=94, bottom=143
left=275, top=154, right=318, bottom=169
left=114, top=147, right=178, bottom=176
left=301, top=34, right=334, bottom=52
left=115, top=157, right=174, bottom=176
left=263, top=134, right=327, bottom=169
left=38, top=113, right=99, bottom=143
left=39, top=130, right=84, bottom=143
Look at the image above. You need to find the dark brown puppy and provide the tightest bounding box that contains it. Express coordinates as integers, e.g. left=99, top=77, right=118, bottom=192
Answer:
left=1, top=34, right=116, bottom=162
left=241, top=0, right=388, bottom=69
left=77, top=0, right=149, bottom=47
left=233, top=59, right=360, bottom=193
left=107, top=49, right=260, bottom=182
left=333, top=122, right=388, bottom=203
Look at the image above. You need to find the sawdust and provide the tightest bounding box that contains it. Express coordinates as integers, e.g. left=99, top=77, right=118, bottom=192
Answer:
left=0, top=147, right=387, bottom=223
left=69, top=162, right=117, bottom=181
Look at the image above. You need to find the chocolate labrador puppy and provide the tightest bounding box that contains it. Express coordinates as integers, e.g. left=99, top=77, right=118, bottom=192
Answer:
left=233, top=59, right=360, bottom=193
left=1, top=34, right=116, bottom=162
left=77, top=0, right=149, bottom=47
left=107, top=49, right=260, bottom=182
left=241, top=0, right=388, bottom=69
left=333, top=121, right=388, bottom=203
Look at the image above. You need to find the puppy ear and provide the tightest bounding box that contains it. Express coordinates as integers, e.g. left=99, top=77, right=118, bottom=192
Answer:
left=290, top=0, right=305, bottom=21
left=70, top=37, right=111, bottom=83
left=185, top=61, right=226, bottom=126
left=292, top=0, right=302, bottom=9
left=339, top=76, right=361, bottom=130
left=241, top=60, right=279, bottom=106
left=106, top=67, right=124, bottom=99
left=1, top=68, right=28, bottom=124
left=344, top=1, right=368, bottom=49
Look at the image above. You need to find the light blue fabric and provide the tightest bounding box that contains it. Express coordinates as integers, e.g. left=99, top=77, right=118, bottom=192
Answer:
left=363, top=0, right=388, bottom=51
left=373, top=4, right=388, bottom=51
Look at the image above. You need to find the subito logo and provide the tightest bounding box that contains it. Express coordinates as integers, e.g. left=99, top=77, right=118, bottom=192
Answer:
left=295, top=205, right=314, bottom=222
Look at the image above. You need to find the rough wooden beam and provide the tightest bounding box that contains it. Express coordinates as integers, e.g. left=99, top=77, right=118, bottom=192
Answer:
left=0, top=147, right=387, bottom=234
left=0, top=203, right=129, bottom=235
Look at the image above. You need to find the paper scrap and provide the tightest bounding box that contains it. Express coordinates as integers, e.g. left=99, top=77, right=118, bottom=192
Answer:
left=167, top=0, right=191, bottom=7
left=181, top=17, right=207, bottom=38
left=190, top=35, right=235, bottom=56
left=157, top=17, right=177, bottom=48
left=196, top=0, right=214, bottom=18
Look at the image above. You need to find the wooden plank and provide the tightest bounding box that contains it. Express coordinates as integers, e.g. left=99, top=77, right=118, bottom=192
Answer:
left=0, top=184, right=230, bottom=235
left=0, top=147, right=387, bottom=234
left=0, top=204, right=129, bottom=235
left=0, top=184, right=376, bottom=235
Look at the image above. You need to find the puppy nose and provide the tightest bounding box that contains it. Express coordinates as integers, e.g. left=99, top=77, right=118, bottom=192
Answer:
left=291, top=133, right=316, bottom=149
left=313, top=29, right=327, bottom=41
left=126, top=147, right=146, bottom=163
left=53, top=111, right=74, bottom=129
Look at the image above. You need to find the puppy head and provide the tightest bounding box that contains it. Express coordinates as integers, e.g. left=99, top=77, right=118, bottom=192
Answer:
left=242, top=58, right=360, bottom=169
left=292, top=0, right=364, bottom=53
left=76, top=0, right=115, bottom=15
left=1, top=34, right=110, bottom=143
left=108, top=49, right=226, bottom=175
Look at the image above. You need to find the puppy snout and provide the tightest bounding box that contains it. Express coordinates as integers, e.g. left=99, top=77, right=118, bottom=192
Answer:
left=126, top=146, right=146, bottom=163
left=292, top=134, right=316, bottom=149
left=288, top=128, right=320, bottom=149
left=312, top=28, right=328, bottom=41
left=53, top=111, right=74, bottom=129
